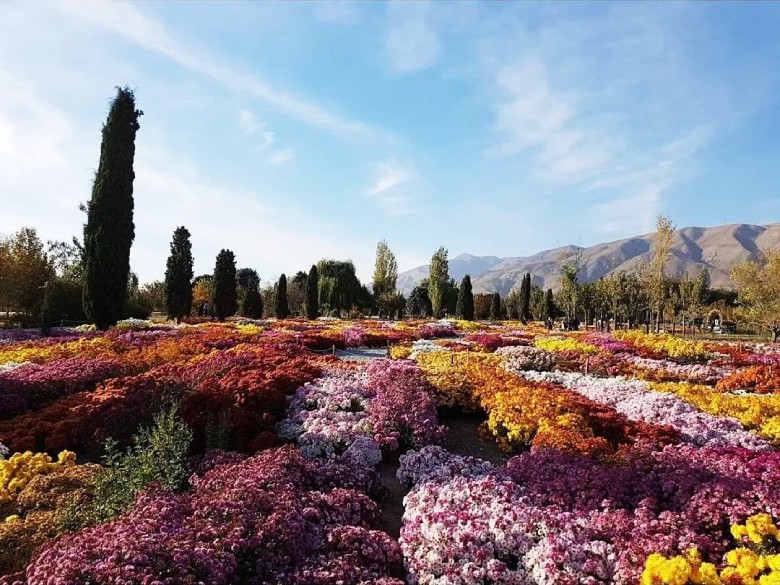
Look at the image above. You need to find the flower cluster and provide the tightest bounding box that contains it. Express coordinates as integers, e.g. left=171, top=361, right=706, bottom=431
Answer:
left=613, top=330, right=710, bottom=360
left=717, top=365, right=780, bottom=395
left=496, top=345, right=555, bottom=371
left=279, top=359, right=443, bottom=464
left=20, top=447, right=403, bottom=585
left=534, top=336, right=600, bottom=355
left=521, top=371, right=770, bottom=450
left=0, top=451, right=76, bottom=506
left=642, top=514, right=780, bottom=584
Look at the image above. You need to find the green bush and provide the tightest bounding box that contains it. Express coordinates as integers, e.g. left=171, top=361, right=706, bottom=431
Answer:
left=89, top=403, right=193, bottom=523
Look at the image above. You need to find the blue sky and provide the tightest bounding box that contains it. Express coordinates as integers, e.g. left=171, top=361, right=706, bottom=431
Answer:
left=1, top=1, right=779, bottom=284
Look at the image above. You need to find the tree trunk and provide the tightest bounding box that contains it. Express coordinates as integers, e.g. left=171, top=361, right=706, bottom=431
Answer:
left=773, top=329, right=779, bottom=343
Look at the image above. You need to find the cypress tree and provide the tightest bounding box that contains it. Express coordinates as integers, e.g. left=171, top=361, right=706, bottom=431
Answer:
left=519, top=273, right=532, bottom=321
left=164, top=226, right=194, bottom=322
left=83, top=86, right=142, bottom=330
left=213, top=249, right=237, bottom=321
left=242, top=287, right=263, bottom=319
left=544, top=288, right=556, bottom=320
left=455, top=275, right=474, bottom=320
left=275, top=274, right=290, bottom=319
left=306, top=265, right=319, bottom=319
left=489, top=292, right=501, bottom=321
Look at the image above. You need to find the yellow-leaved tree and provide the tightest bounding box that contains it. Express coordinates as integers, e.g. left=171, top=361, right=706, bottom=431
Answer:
left=731, top=249, right=780, bottom=342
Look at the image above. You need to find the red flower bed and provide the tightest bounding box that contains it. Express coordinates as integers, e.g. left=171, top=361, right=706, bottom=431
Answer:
left=0, top=346, right=326, bottom=454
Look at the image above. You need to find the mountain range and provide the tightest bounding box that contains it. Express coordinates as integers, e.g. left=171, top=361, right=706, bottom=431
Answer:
left=397, top=223, right=780, bottom=296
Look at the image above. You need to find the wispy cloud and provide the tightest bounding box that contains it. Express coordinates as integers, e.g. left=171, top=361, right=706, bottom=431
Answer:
left=268, top=148, right=295, bottom=166
left=54, top=0, right=383, bottom=139
left=490, top=59, right=613, bottom=183
left=364, top=160, right=416, bottom=215
left=488, top=49, right=712, bottom=236
left=238, top=109, right=295, bottom=165
left=386, top=1, right=439, bottom=74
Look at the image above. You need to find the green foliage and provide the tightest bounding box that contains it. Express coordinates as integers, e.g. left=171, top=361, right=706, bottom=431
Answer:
left=455, top=275, right=474, bottom=320
left=241, top=287, right=264, bottom=319
left=213, top=249, right=238, bottom=321
left=306, top=265, right=319, bottom=319
left=275, top=274, right=290, bottom=318
left=87, top=403, right=192, bottom=524
left=519, top=273, right=532, bottom=321
left=83, top=87, right=142, bottom=330
left=164, top=226, right=194, bottom=321
left=316, top=259, right=361, bottom=317
left=0, top=228, right=54, bottom=321
left=544, top=288, right=556, bottom=321
left=407, top=285, right=433, bottom=317
left=529, top=284, right=545, bottom=320
left=373, top=240, right=399, bottom=316
left=489, top=292, right=501, bottom=321
left=427, top=247, right=449, bottom=317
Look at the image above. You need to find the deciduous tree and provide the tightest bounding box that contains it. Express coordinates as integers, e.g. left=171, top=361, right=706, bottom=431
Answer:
left=731, top=250, right=780, bottom=342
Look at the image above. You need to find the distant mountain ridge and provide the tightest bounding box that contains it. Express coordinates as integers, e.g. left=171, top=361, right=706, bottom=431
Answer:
left=397, top=223, right=780, bottom=296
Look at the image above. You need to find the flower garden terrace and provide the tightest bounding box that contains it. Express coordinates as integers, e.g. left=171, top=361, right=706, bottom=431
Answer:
left=2, top=318, right=780, bottom=584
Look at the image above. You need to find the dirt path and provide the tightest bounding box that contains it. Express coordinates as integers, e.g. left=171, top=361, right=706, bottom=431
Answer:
left=375, top=409, right=509, bottom=539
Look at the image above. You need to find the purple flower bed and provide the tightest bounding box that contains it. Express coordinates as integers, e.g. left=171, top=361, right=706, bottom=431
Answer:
left=0, top=357, right=127, bottom=419
left=399, top=444, right=780, bottom=584
left=279, top=360, right=443, bottom=464
left=18, top=446, right=404, bottom=585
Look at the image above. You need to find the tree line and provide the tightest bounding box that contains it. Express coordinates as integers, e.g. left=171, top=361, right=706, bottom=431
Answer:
left=2, top=86, right=779, bottom=339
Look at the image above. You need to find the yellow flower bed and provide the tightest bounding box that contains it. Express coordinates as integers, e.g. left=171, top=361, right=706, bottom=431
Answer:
left=614, top=330, right=708, bottom=359
left=534, top=336, right=600, bottom=354
left=0, top=451, right=76, bottom=505
left=651, top=382, right=780, bottom=444
left=642, top=514, right=780, bottom=585
left=389, top=344, right=412, bottom=360
left=0, top=337, right=117, bottom=365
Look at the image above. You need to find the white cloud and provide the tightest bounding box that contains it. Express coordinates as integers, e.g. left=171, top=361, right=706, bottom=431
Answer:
left=54, top=0, right=383, bottom=139
left=491, top=59, right=612, bottom=182
left=364, top=160, right=416, bottom=215
left=386, top=1, right=440, bottom=74
left=268, top=148, right=295, bottom=166
left=238, top=109, right=294, bottom=165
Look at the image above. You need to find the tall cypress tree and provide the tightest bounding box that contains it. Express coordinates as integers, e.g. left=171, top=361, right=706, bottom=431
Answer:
left=213, top=249, right=237, bottom=321
left=83, top=86, right=142, bottom=330
left=455, top=275, right=474, bottom=320
left=306, top=265, right=319, bottom=319
left=520, top=273, right=532, bottom=321
left=275, top=273, right=290, bottom=319
left=489, top=291, right=501, bottom=321
left=544, top=288, right=556, bottom=321
left=164, top=226, right=194, bottom=322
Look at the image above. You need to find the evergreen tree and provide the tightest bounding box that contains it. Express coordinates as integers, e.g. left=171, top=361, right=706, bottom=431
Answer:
left=83, top=86, right=142, bottom=330
left=428, top=247, right=449, bottom=318
left=489, top=292, right=501, bottom=321
left=212, top=249, right=237, bottom=321
left=455, top=275, right=474, bottom=320
left=242, top=287, right=263, bottom=319
left=164, top=226, right=194, bottom=322
left=275, top=274, right=290, bottom=318
left=407, top=285, right=432, bottom=318
left=544, top=288, right=556, bottom=321
left=519, top=273, right=531, bottom=321
left=306, top=265, right=319, bottom=319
